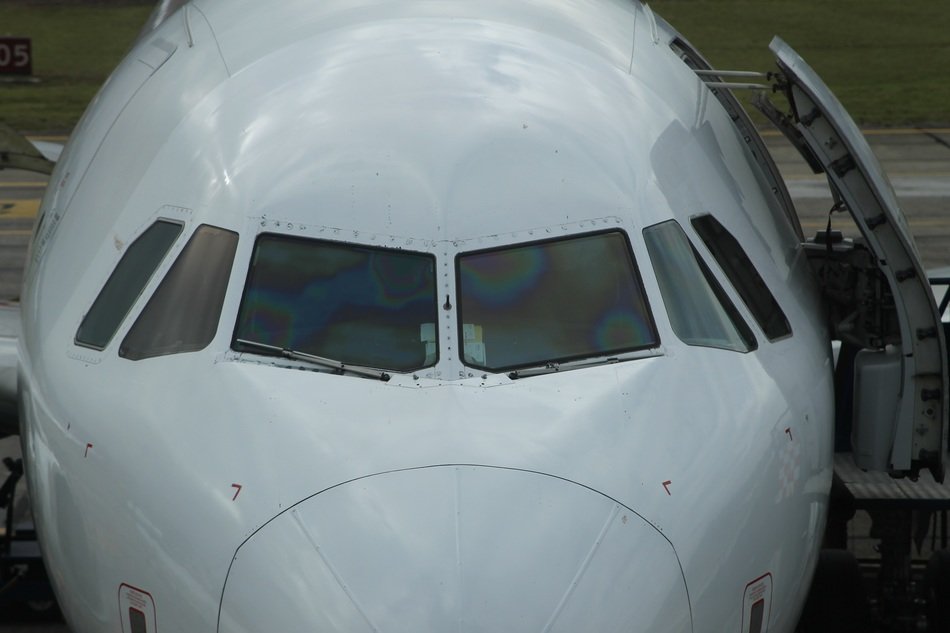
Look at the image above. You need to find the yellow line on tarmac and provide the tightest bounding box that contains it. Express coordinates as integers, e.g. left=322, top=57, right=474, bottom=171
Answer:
left=0, top=181, right=47, bottom=188
left=0, top=200, right=40, bottom=218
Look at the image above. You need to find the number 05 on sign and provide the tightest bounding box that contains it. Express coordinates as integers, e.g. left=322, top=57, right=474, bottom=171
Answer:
left=0, top=38, right=32, bottom=76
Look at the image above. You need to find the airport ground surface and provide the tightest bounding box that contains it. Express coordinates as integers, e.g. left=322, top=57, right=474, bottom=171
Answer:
left=0, top=128, right=948, bottom=631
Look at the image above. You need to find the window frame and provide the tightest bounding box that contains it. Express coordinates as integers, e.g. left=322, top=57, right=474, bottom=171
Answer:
left=230, top=232, right=441, bottom=373
left=454, top=228, right=660, bottom=372
left=74, top=219, right=183, bottom=351
left=643, top=219, right=758, bottom=353
left=119, top=224, right=239, bottom=361
left=668, top=36, right=804, bottom=244
left=690, top=214, right=793, bottom=342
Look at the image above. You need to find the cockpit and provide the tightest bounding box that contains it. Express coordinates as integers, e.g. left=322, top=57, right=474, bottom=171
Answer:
left=231, top=229, right=659, bottom=375
left=73, top=213, right=791, bottom=381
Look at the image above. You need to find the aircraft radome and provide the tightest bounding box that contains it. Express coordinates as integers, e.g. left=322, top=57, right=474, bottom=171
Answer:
left=0, top=0, right=946, bottom=632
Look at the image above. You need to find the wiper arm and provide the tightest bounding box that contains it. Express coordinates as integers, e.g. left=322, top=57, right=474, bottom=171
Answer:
left=507, top=348, right=662, bottom=380
left=235, top=339, right=391, bottom=382
left=508, top=357, right=619, bottom=380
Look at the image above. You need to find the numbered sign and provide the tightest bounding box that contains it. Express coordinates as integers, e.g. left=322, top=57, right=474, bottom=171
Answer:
left=0, top=38, right=32, bottom=76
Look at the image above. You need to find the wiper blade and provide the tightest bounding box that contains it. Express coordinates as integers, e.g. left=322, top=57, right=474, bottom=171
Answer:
left=507, top=348, right=662, bottom=380
left=508, top=357, right=619, bottom=380
left=235, top=339, right=391, bottom=381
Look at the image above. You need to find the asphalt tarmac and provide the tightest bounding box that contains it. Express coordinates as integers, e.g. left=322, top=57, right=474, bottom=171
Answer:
left=770, top=128, right=950, bottom=268
left=0, top=128, right=947, bottom=632
left=0, top=170, right=38, bottom=301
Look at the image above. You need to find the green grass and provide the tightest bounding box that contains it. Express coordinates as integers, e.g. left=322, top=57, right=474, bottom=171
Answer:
left=0, top=1, right=947, bottom=132
left=649, top=0, right=950, bottom=126
left=0, top=2, right=152, bottom=133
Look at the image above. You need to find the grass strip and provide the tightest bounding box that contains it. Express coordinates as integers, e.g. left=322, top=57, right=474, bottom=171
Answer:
left=651, top=0, right=950, bottom=126
left=0, top=2, right=152, bottom=132
left=0, top=1, right=947, bottom=131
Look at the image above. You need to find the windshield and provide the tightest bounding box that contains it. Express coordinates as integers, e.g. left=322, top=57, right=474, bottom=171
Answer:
left=233, top=235, right=438, bottom=372
left=456, top=230, right=658, bottom=371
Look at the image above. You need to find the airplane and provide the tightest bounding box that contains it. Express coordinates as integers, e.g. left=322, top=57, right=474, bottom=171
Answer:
left=0, top=0, right=947, bottom=631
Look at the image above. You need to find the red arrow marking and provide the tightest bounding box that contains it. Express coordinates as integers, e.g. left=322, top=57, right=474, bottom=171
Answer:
left=231, top=484, right=242, bottom=501
left=84, top=443, right=93, bottom=458
left=785, top=427, right=793, bottom=441
left=662, top=480, right=672, bottom=495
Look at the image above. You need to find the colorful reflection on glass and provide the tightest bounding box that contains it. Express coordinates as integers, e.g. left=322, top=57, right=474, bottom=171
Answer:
left=234, top=235, right=438, bottom=371
left=457, top=231, right=658, bottom=371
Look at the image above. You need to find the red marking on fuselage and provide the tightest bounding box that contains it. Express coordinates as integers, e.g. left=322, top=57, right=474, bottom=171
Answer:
left=662, top=480, right=672, bottom=495
left=785, top=427, right=793, bottom=441
left=84, top=443, right=93, bottom=458
left=231, top=484, right=242, bottom=501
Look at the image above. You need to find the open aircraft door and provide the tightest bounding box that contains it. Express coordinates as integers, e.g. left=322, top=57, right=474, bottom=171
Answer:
left=755, top=37, right=948, bottom=481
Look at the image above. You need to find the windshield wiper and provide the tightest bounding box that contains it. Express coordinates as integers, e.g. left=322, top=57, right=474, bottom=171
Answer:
left=507, top=349, right=661, bottom=380
left=235, top=339, right=391, bottom=382
left=508, top=357, right=619, bottom=380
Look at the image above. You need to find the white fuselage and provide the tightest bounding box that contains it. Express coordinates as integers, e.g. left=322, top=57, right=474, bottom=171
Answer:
left=18, top=1, right=834, bottom=631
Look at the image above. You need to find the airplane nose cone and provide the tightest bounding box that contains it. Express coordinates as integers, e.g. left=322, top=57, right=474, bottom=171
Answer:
left=218, top=466, right=691, bottom=633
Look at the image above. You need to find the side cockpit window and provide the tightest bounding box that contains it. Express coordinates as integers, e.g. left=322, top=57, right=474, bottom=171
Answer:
left=456, top=230, right=658, bottom=371
left=120, top=225, right=238, bottom=360
left=691, top=214, right=792, bottom=341
left=75, top=219, right=183, bottom=350
left=233, top=235, right=438, bottom=372
left=643, top=220, right=756, bottom=353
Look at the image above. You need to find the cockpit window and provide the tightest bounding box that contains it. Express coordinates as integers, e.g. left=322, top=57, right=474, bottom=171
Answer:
left=233, top=235, right=438, bottom=372
left=75, top=219, right=182, bottom=350
left=691, top=214, right=792, bottom=341
left=456, top=230, right=658, bottom=371
left=643, top=220, right=756, bottom=353
left=120, top=225, right=238, bottom=360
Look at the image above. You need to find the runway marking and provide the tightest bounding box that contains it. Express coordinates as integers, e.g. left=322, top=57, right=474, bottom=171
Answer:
left=26, top=135, right=68, bottom=143
left=0, top=200, right=39, bottom=218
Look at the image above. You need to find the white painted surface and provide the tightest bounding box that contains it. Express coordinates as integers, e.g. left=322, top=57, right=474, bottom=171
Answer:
left=14, top=2, right=840, bottom=632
